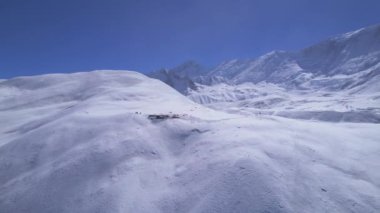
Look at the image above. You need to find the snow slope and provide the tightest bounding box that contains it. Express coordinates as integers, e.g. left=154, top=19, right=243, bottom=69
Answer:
left=1, top=71, right=379, bottom=212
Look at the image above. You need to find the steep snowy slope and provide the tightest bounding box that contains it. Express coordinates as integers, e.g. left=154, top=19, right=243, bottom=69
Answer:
left=297, top=24, right=380, bottom=76
left=207, top=51, right=302, bottom=85
left=1, top=71, right=380, bottom=213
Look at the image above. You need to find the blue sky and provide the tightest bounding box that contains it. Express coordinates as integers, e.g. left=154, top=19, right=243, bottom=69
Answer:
left=1, top=0, right=380, bottom=78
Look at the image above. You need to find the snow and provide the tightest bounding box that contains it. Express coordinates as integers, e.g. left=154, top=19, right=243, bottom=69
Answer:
left=188, top=80, right=380, bottom=123
left=1, top=70, right=379, bottom=212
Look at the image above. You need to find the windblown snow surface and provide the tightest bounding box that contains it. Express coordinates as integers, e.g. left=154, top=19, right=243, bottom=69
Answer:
left=0, top=71, right=379, bottom=213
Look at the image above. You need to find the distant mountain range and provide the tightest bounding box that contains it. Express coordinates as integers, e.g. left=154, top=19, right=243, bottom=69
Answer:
left=150, top=24, right=380, bottom=94
left=149, top=24, right=380, bottom=123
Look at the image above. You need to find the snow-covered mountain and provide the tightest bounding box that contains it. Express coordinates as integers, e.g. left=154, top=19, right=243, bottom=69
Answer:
left=151, top=24, right=380, bottom=91
left=151, top=24, right=380, bottom=122
left=1, top=71, right=379, bottom=212
left=211, top=24, right=380, bottom=88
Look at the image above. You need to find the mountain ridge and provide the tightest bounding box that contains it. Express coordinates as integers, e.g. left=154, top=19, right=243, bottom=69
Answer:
left=150, top=24, right=380, bottom=93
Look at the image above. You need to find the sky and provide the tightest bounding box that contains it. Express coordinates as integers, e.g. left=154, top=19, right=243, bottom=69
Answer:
left=1, top=0, right=380, bottom=78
